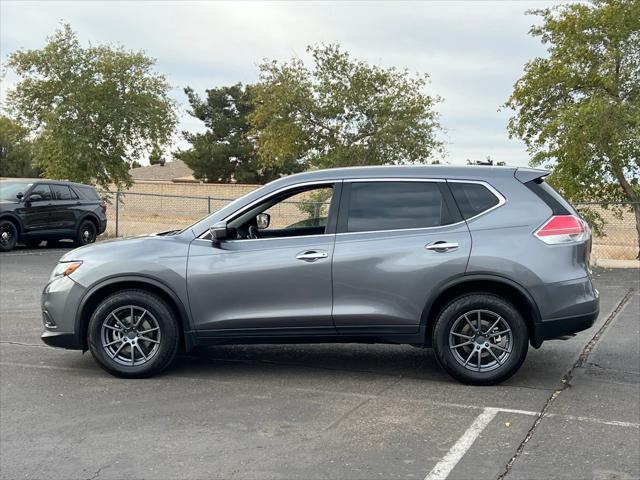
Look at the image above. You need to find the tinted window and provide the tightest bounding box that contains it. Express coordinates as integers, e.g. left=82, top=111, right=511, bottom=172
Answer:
left=347, top=182, right=451, bottom=232
left=51, top=185, right=77, bottom=200
left=30, top=184, right=53, bottom=201
left=449, top=182, right=499, bottom=220
left=75, top=186, right=99, bottom=200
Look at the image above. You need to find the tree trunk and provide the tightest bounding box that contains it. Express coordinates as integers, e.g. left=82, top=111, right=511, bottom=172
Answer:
left=612, top=169, right=640, bottom=259
left=632, top=202, right=640, bottom=260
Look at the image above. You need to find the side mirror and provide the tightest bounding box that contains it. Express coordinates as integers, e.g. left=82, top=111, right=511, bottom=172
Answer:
left=16, top=192, right=24, bottom=200
left=27, top=194, right=43, bottom=203
left=209, top=221, right=229, bottom=247
left=256, top=213, right=271, bottom=230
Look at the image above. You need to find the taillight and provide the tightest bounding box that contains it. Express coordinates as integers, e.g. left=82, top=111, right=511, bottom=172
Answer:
left=534, top=215, right=589, bottom=245
left=100, top=201, right=107, bottom=214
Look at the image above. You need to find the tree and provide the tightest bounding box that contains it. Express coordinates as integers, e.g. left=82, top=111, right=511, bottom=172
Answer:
left=177, top=85, right=301, bottom=184
left=148, top=145, right=164, bottom=166
left=130, top=160, right=142, bottom=169
left=250, top=44, right=444, bottom=171
left=505, top=0, right=640, bottom=256
left=0, top=116, right=39, bottom=178
left=6, top=24, right=176, bottom=190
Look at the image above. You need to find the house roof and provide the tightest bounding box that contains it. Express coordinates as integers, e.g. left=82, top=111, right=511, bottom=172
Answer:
left=129, top=159, right=195, bottom=182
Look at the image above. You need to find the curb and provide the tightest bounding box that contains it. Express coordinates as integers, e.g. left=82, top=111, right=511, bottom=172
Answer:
left=591, top=258, right=640, bottom=269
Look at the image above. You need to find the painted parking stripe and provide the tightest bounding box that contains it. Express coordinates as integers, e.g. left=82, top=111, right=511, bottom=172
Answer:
left=425, top=407, right=499, bottom=480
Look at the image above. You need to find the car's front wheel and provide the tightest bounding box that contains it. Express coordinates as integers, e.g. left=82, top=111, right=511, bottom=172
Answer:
left=87, top=290, right=180, bottom=378
left=432, top=294, right=528, bottom=385
left=0, top=219, right=18, bottom=252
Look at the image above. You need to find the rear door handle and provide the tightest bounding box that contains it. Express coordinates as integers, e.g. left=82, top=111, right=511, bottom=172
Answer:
left=425, top=241, right=459, bottom=252
left=296, top=250, right=328, bottom=262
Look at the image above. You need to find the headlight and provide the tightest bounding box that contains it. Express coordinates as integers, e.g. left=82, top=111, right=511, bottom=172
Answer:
left=51, top=261, right=83, bottom=279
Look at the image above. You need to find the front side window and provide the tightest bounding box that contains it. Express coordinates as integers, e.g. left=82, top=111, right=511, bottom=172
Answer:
left=228, top=185, right=335, bottom=239
left=346, top=181, right=452, bottom=233
left=30, top=184, right=53, bottom=201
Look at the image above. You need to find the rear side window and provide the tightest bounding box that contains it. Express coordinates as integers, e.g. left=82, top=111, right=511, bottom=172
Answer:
left=51, top=185, right=78, bottom=200
left=30, top=184, right=53, bottom=201
left=74, top=185, right=99, bottom=201
left=346, top=182, right=453, bottom=233
left=449, top=182, right=500, bottom=220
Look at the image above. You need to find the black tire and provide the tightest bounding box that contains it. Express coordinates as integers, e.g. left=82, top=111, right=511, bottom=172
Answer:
left=76, top=220, right=97, bottom=246
left=22, top=240, right=42, bottom=249
left=0, top=219, right=18, bottom=252
left=87, top=289, right=180, bottom=378
left=432, top=294, right=528, bottom=385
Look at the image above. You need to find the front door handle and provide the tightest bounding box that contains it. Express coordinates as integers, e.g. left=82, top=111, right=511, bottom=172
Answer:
left=296, top=250, right=328, bottom=262
left=425, top=241, right=459, bottom=252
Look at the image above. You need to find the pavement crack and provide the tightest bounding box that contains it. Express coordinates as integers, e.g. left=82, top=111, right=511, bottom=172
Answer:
left=0, top=340, right=48, bottom=348
left=324, top=377, right=402, bottom=431
left=496, top=287, right=635, bottom=480
left=85, top=464, right=109, bottom=480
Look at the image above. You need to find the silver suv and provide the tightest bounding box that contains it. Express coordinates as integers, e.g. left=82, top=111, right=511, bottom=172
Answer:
left=41, top=166, right=599, bottom=384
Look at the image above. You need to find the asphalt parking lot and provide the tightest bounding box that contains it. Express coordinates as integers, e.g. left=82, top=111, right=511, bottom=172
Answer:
left=0, top=247, right=638, bottom=480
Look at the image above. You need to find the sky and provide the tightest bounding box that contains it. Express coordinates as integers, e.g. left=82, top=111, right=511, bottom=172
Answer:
left=0, top=0, right=558, bottom=167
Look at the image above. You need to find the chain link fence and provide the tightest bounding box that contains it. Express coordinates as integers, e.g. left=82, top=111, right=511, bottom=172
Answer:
left=104, top=191, right=329, bottom=238
left=103, top=192, right=639, bottom=261
left=574, top=202, right=639, bottom=261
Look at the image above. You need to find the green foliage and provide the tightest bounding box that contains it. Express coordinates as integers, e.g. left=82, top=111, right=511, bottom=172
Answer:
left=0, top=116, right=39, bottom=178
left=177, top=84, right=302, bottom=184
left=148, top=145, right=164, bottom=166
left=505, top=0, right=640, bottom=253
left=296, top=188, right=332, bottom=220
left=6, top=24, right=177, bottom=190
left=130, top=160, right=142, bottom=169
left=250, top=44, right=444, bottom=171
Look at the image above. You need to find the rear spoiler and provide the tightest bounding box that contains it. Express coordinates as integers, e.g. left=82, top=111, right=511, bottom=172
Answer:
left=514, top=167, right=550, bottom=184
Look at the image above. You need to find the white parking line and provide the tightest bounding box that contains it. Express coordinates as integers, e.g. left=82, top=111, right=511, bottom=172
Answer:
left=425, top=407, right=499, bottom=480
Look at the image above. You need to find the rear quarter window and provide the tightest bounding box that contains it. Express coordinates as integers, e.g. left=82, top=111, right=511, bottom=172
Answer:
left=74, top=185, right=100, bottom=201
left=449, top=182, right=500, bottom=220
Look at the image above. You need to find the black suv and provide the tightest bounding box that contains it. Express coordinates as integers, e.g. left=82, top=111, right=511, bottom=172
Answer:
left=0, top=179, right=107, bottom=252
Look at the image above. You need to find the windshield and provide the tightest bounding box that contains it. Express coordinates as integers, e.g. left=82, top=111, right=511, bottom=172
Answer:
left=0, top=181, right=32, bottom=201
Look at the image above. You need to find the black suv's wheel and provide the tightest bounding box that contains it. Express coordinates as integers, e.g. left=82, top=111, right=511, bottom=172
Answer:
left=432, top=294, right=528, bottom=385
left=76, top=220, right=97, bottom=246
left=88, top=290, right=180, bottom=378
left=0, top=220, right=18, bottom=252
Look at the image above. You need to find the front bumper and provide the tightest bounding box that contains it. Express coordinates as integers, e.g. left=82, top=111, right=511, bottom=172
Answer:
left=41, top=330, right=82, bottom=349
left=40, top=275, right=86, bottom=350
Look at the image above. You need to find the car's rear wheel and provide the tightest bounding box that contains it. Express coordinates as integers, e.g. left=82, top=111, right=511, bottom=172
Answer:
left=432, top=294, right=528, bottom=385
left=0, top=220, right=18, bottom=252
left=76, top=220, right=97, bottom=246
left=87, top=290, right=180, bottom=378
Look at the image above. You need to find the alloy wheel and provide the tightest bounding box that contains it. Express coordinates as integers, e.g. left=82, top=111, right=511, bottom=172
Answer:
left=0, top=224, right=15, bottom=248
left=100, top=305, right=161, bottom=366
left=448, top=309, right=513, bottom=372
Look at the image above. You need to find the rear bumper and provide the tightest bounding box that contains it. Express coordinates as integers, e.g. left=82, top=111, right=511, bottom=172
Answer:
left=98, top=217, right=107, bottom=234
left=533, top=307, right=599, bottom=344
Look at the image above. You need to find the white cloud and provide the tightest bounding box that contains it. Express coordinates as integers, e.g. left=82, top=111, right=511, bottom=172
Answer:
left=0, top=0, right=557, bottom=166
